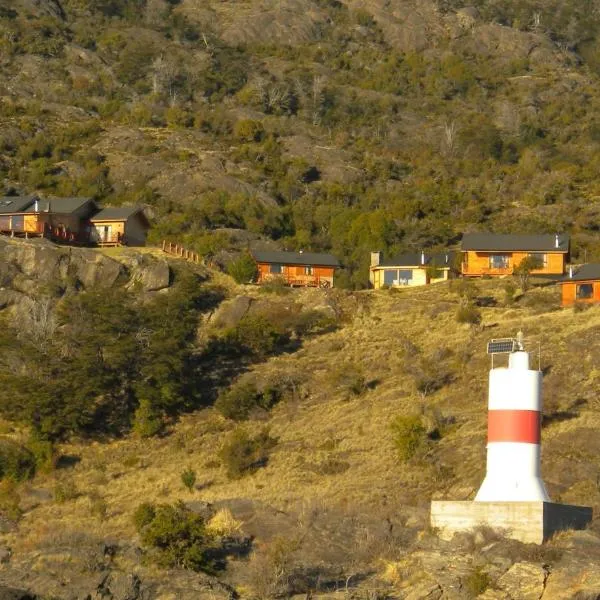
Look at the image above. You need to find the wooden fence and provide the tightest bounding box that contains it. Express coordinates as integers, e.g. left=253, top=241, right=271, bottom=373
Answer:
left=161, top=240, right=202, bottom=264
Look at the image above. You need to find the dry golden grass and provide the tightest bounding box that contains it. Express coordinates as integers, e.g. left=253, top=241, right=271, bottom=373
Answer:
left=6, top=279, right=600, bottom=582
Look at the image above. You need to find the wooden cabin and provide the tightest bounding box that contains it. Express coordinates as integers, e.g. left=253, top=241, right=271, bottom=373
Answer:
left=370, top=251, right=454, bottom=289
left=252, top=250, right=339, bottom=288
left=461, top=233, right=570, bottom=277
left=0, top=196, right=96, bottom=243
left=559, top=264, right=600, bottom=307
left=89, top=206, right=150, bottom=247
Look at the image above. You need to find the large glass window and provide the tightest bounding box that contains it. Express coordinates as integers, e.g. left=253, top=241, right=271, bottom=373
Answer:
left=489, top=254, right=510, bottom=269
left=528, top=253, right=547, bottom=268
left=305, top=266, right=313, bottom=275
left=397, top=270, right=414, bottom=284
left=270, top=264, right=282, bottom=274
left=576, top=283, right=594, bottom=299
left=383, top=269, right=397, bottom=285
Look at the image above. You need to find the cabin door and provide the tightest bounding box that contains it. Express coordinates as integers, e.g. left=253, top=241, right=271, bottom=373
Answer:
left=103, top=225, right=112, bottom=242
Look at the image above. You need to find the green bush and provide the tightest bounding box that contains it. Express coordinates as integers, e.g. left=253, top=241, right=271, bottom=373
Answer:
left=464, top=566, right=490, bottom=595
left=132, top=399, right=163, bottom=438
left=390, top=414, right=426, bottom=461
left=133, top=501, right=218, bottom=573
left=133, top=502, right=156, bottom=530
left=222, top=315, right=288, bottom=357
left=218, top=428, right=277, bottom=479
left=456, top=302, right=481, bottom=325
left=227, top=253, right=258, bottom=284
left=0, top=440, right=36, bottom=482
left=233, top=119, right=265, bottom=142
left=215, top=380, right=282, bottom=421
left=181, top=467, right=197, bottom=491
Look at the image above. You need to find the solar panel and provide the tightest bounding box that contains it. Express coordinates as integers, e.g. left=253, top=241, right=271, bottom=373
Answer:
left=487, top=338, right=516, bottom=354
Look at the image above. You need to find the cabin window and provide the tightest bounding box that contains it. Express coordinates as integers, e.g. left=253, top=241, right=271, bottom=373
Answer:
left=305, top=266, right=313, bottom=275
left=576, top=283, right=594, bottom=299
left=528, top=253, right=547, bottom=268
left=270, top=264, right=283, bottom=274
left=397, top=269, right=413, bottom=284
left=489, top=254, right=510, bottom=269
left=383, top=270, right=397, bottom=285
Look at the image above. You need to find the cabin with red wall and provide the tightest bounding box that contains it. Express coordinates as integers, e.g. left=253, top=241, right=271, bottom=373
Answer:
left=252, top=250, right=339, bottom=288
left=559, top=264, right=600, bottom=307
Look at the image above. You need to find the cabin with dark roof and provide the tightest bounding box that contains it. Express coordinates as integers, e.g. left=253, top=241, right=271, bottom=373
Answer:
left=461, top=233, right=570, bottom=277
left=89, top=206, right=150, bottom=246
left=558, top=264, right=600, bottom=307
left=252, top=250, right=339, bottom=288
left=0, top=195, right=149, bottom=247
left=0, top=196, right=96, bottom=242
left=369, top=250, right=455, bottom=289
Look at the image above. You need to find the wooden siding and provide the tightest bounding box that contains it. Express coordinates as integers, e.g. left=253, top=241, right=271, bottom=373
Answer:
left=370, top=266, right=450, bottom=289
left=256, top=263, right=335, bottom=287
left=561, top=281, right=600, bottom=307
left=461, top=251, right=566, bottom=277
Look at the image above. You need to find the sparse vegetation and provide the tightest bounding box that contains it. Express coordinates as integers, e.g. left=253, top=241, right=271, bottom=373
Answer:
left=218, top=427, right=277, bottom=479
left=390, top=414, right=426, bottom=461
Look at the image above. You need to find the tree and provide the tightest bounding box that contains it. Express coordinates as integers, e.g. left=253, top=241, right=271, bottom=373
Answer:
left=227, top=253, right=258, bottom=284
left=514, top=255, right=542, bottom=291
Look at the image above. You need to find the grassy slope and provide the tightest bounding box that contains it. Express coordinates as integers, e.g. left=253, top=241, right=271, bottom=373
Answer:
left=6, top=277, right=600, bottom=592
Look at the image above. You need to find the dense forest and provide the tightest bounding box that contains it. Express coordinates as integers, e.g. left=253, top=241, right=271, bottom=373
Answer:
left=3, top=0, right=600, bottom=286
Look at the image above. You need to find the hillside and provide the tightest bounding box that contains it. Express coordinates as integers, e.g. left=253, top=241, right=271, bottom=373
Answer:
left=3, top=0, right=600, bottom=286
left=2, top=237, right=600, bottom=597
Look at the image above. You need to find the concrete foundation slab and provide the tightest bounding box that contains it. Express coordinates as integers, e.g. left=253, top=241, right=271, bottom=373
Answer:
left=430, top=501, right=592, bottom=544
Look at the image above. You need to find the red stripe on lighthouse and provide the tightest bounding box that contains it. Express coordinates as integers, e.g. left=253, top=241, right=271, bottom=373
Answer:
left=488, top=410, right=540, bottom=444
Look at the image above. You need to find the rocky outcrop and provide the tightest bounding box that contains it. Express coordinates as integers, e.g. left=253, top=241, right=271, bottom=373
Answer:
left=0, top=239, right=174, bottom=309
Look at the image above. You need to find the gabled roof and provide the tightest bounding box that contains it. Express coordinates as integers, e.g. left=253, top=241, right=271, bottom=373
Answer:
left=24, top=197, right=94, bottom=214
left=378, top=251, right=454, bottom=268
left=252, top=250, right=339, bottom=268
left=461, top=233, right=570, bottom=253
left=0, top=195, right=37, bottom=214
left=559, top=264, right=600, bottom=283
left=90, top=205, right=146, bottom=222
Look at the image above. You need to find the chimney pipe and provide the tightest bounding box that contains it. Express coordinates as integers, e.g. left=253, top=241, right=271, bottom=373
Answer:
left=370, top=251, right=381, bottom=267
left=33, top=198, right=39, bottom=212
left=421, top=250, right=426, bottom=265
left=555, top=234, right=560, bottom=249
left=569, top=265, right=573, bottom=279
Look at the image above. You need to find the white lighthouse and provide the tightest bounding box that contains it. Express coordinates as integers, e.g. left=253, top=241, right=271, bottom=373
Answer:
left=475, top=341, right=550, bottom=502
left=430, top=332, right=592, bottom=544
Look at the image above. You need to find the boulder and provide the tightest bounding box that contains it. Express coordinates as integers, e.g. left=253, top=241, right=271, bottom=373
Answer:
left=495, top=562, right=547, bottom=600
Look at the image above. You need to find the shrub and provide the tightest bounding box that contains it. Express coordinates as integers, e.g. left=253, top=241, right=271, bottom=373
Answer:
left=181, top=467, right=197, bottom=492
left=26, top=433, right=57, bottom=473
left=218, top=428, right=277, bottom=479
left=258, top=276, right=290, bottom=295
left=503, top=280, right=517, bottom=306
left=54, top=478, right=78, bottom=503
left=456, top=302, right=481, bottom=325
left=223, top=315, right=288, bottom=357
left=133, top=399, right=163, bottom=438
left=0, top=440, right=36, bottom=482
left=215, top=380, right=283, bottom=421
left=0, top=479, right=21, bottom=521
left=134, top=501, right=218, bottom=573
left=227, top=253, right=258, bottom=284
left=390, top=414, right=426, bottom=461
left=233, top=119, right=265, bottom=142
left=89, top=493, right=108, bottom=520
left=464, top=566, right=490, bottom=595
left=329, top=362, right=367, bottom=398
left=133, top=502, right=156, bottom=530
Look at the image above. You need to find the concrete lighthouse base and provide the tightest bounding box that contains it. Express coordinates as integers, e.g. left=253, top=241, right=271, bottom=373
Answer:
left=430, top=501, right=592, bottom=544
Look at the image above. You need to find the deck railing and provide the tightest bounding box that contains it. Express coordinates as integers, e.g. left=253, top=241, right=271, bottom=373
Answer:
left=162, top=240, right=202, bottom=263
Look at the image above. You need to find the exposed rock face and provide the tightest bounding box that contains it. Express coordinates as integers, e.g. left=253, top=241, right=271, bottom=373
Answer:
left=0, top=239, right=173, bottom=309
